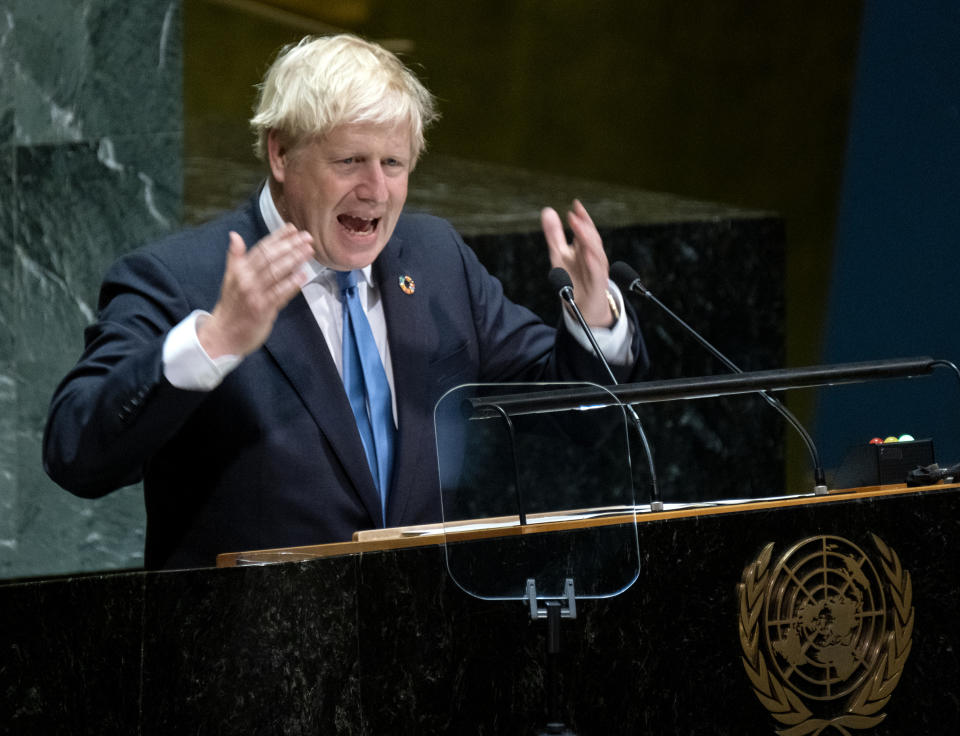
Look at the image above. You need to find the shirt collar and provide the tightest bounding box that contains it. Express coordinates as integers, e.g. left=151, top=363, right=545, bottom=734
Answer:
left=258, top=181, right=374, bottom=289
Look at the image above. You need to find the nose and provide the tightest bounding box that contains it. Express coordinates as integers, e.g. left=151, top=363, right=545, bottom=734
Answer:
left=355, top=161, right=388, bottom=203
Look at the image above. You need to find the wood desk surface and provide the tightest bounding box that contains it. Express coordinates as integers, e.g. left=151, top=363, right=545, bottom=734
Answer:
left=215, top=481, right=957, bottom=567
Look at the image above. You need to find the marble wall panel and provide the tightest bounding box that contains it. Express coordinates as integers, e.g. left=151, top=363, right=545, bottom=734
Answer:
left=0, top=367, right=14, bottom=555
left=0, top=11, right=12, bottom=147
left=0, top=146, right=13, bottom=355
left=1, top=130, right=16, bottom=566
left=140, top=560, right=364, bottom=735
left=355, top=546, right=543, bottom=735
left=8, top=0, right=180, bottom=145
left=0, top=571, right=145, bottom=735
left=13, top=136, right=180, bottom=368
left=0, top=0, right=182, bottom=580
left=5, top=137, right=180, bottom=579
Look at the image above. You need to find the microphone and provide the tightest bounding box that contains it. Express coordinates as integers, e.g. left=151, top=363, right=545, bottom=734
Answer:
left=548, top=267, right=663, bottom=510
left=610, top=261, right=828, bottom=494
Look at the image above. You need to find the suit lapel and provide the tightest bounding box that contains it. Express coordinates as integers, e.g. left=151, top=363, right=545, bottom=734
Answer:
left=263, top=293, right=384, bottom=526
left=374, top=236, right=435, bottom=527
left=260, top=220, right=436, bottom=530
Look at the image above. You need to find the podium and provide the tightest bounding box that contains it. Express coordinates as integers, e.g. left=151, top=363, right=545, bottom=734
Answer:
left=3, top=482, right=959, bottom=735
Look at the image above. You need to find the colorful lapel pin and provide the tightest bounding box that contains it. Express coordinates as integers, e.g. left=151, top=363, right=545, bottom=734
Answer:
left=398, top=275, right=415, bottom=295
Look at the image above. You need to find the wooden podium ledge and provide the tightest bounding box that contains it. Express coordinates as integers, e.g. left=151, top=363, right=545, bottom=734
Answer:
left=216, top=481, right=956, bottom=567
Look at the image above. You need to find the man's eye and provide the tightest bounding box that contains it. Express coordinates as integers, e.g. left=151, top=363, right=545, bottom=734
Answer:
left=341, top=157, right=354, bottom=164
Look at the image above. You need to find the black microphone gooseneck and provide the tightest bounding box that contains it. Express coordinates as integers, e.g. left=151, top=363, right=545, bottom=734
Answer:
left=548, top=267, right=663, bottom=511
left=610, top=261, right=828, bottom=494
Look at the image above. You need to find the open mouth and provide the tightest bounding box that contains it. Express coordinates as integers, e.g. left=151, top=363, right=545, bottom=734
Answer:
left=338, top=214, right=380, bottom=235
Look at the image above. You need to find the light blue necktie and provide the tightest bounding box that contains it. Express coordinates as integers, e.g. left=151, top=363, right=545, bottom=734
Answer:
left=336, top=270, right=395, bottom=524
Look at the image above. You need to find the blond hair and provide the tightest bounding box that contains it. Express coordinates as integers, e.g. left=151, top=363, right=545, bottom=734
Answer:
left=251, top=34, right=437, bottom=163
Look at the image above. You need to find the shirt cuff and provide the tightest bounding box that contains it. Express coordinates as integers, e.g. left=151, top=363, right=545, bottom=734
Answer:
left=561, top=281, right=634, bottom=366
left=162, top=310, right=242, bottom=390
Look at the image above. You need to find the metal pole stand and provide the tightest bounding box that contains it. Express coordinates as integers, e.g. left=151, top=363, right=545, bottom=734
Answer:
left=526, top=578, right=577, bottom=736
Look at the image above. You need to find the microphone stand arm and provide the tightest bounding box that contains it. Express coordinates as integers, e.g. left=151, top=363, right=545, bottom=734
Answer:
left=631, top=283, right=828, bottom=493
left=559, top=285, right=663, bottom=509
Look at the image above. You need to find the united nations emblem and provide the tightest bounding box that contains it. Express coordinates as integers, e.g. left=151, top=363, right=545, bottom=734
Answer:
left=738, top=534, right=913, bottom=735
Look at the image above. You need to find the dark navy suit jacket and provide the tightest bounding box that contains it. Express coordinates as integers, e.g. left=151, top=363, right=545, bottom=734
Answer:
left=43, top=192, right=647, bottom=569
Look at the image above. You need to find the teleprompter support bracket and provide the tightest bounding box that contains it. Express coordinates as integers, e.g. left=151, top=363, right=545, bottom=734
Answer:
left=525, top=578, right=577, bottom=621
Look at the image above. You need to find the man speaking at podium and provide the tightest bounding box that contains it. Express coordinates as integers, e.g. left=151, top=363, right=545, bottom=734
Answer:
left=43, top=35, right=648, bottom=569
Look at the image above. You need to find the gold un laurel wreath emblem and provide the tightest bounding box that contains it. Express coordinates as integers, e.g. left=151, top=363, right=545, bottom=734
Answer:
left=738, top=534, right=913, bottom=736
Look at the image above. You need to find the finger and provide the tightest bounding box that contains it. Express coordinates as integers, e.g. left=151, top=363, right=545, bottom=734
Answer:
left=226, top=231, right=247, bottom=262
left=263, top=235, right=312, bottom=303
left=570, top=199, right=596, bottom=229
left=270, top=266, right=310, bottom=305
left=248, top=229, right=313, bottom=285
left=567, top=219, right=608, bottom=279
left=245, top=226, right=299, bottom=278
left=260, top=221, right=297, bottom=244
left=269, top=236, right=313, bottom=289
left=566, top=203, right=601, bottom=248
left=254, top=224, right=309, bottom=263
left=540, top=206, right=570, bottom=263
left=221, top=232, right=251, bottom=290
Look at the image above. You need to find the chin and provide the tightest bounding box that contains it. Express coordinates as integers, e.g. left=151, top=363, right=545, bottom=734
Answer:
left=335, top=247, right=383, bottom=272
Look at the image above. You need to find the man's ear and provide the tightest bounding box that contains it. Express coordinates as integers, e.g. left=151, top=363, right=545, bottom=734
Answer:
left=267, top=129, right=288, bottom=184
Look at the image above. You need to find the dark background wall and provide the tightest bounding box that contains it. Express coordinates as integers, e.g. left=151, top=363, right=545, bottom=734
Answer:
left=816, top=1, right=960, bottom=469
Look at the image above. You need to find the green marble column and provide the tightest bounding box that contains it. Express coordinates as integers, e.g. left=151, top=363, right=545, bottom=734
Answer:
left=0, top=0, right=182, bottom=579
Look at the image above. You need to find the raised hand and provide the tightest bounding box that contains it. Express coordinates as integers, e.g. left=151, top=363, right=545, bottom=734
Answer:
left=198, top=224, right=315, bottom=358
left=540, top=199, right=614, bottom=327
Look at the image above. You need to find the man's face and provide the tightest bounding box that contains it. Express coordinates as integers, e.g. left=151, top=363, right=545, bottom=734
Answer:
left=269, top=121, right=412, bottom=271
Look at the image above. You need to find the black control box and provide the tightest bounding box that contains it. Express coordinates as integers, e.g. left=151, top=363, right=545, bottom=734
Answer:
left=831, top=439, right=935, bottom=489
